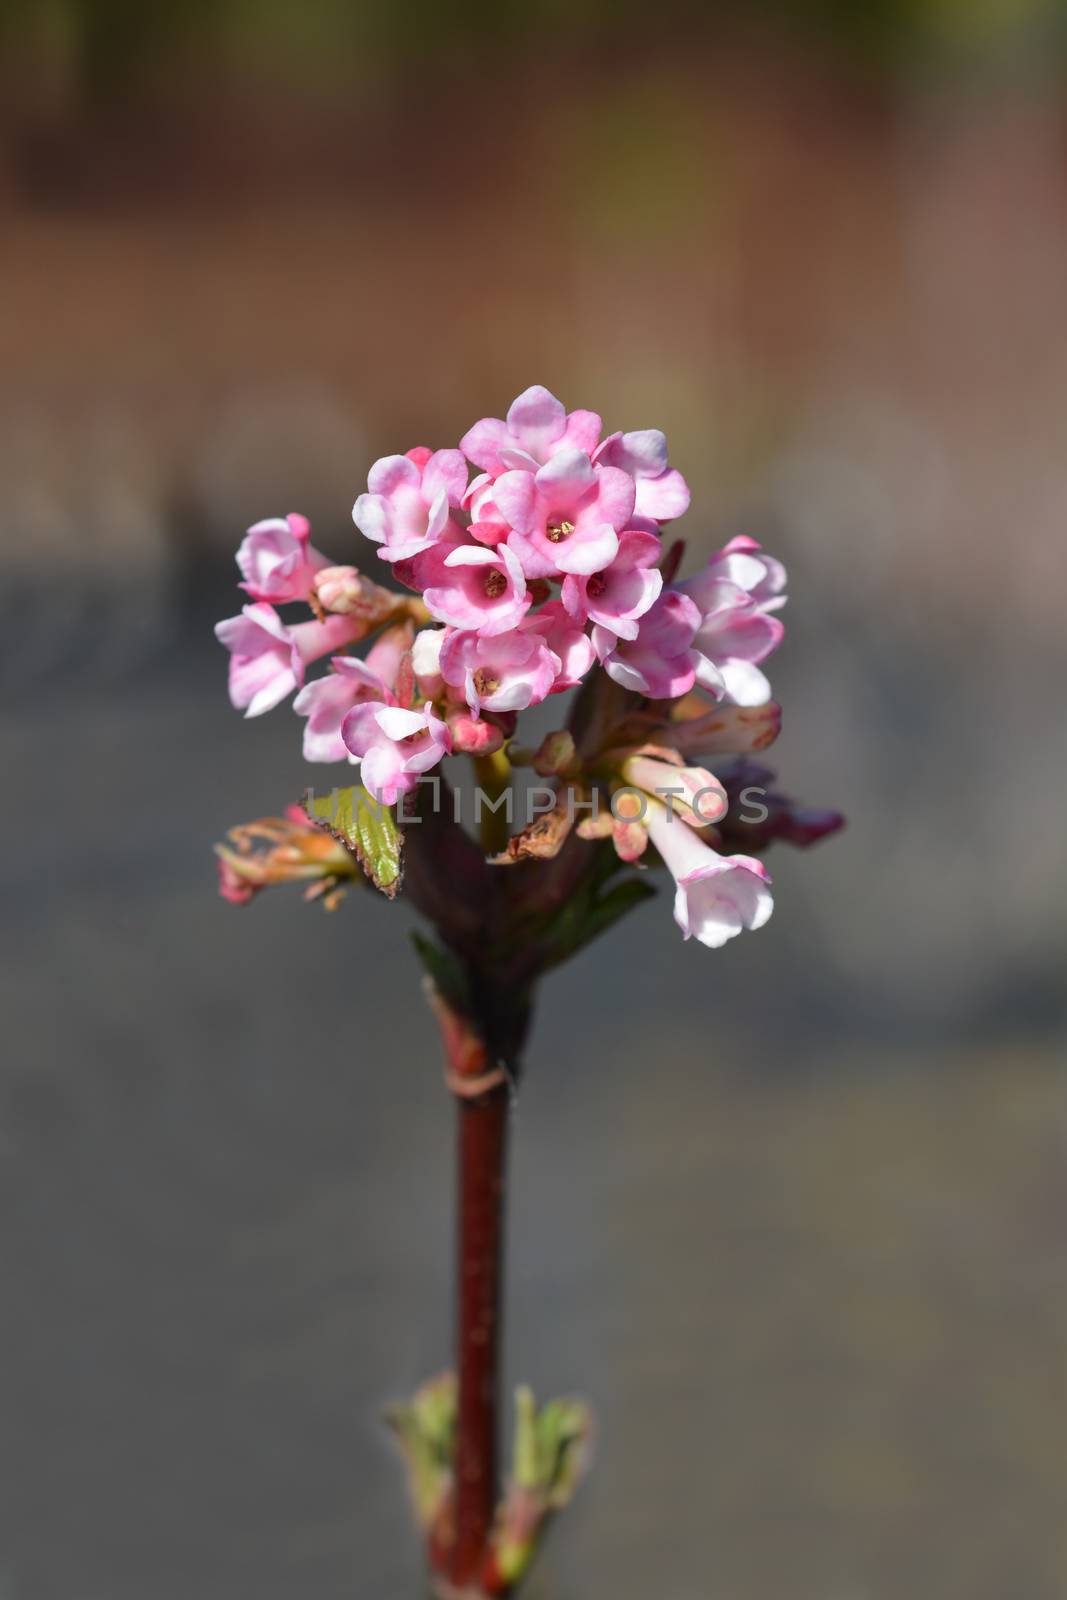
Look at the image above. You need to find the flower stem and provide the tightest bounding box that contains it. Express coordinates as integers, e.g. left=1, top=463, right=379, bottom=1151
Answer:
left=425, top=975, right=529, bottom=1594
left=472, top=750, right=512, bottom=856
left=452, top=1078, right=509, bottom=1588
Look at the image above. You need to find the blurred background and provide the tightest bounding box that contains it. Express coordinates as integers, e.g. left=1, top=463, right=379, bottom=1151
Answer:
left=2, top=1, right=1066, bottom=1596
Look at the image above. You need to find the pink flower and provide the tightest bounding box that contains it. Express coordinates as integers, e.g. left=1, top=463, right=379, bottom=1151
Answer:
left=440, top=628, right=559, bottom=716
left=646, top=802, right=773, bottom=948
left=561, top=529, right=663, bottom=639
left=460, top=385, right=602, bottom=476
left=293, top=626, right=410, bottom=763
left=593, top=431, right=690, bottom=521
left=593, top=590, right=702, bottom=700
left=215, top=603, right=362, bottom=717
left=492, top=449, right=636, bottom=579
left=621, top=755, right=727, bottom=826
left=677, top=537, right=787, bottom=705
left=353, top=447, right=468, bottom=562
left=341, top=701, right=451, bottom=807
left=695, top=535, right=787, bottom=612
left=236, top=513, right=329, bottom=603
left=522, top=601, right=596, bottom=690
left=422, top=542, right=530, bottom=635
left=681, top=579, right=784, bottom=705
left=668, top=698, right=783, bottom=757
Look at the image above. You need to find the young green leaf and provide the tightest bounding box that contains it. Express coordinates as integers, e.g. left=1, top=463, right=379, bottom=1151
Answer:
left=304, top=785, right=403, bottom=898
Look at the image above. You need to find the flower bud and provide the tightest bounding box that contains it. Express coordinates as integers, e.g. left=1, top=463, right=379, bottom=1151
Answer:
left=532, top=730, right=577, bottom=778
left=214, top=805, right=357, bottom=908
left=669, top=697, right=782, bottom=755
left=312, top=565, right=399, bottom=623
left=447, top=710, right=505, bottom=755
left=612, top=818, right=647, bottom=862
left=621, top=753, right=728, bottom=827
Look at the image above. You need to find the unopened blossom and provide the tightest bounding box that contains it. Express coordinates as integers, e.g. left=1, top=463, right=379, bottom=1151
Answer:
left=493, top=449, right=636, bottom=578
left=236, top=513, right=328, bottom=603
left=422, top=541, right=530, bottom=635
left=593, top=590, right=702, bottom=700
left=215, top=805, right=356, bottom=907
left=312, top=564, right=400, bottom=625
left=341, top=701, right=452, bottom=807
left=447, top=709, right=506, bottom=755
left=293, top=624, right=412, bottom=763
left=215, top=603, right=363, bottom=717
left=561, top=529, right=662, bottom=639
left=645, top=801, right=773, bottom=948
left=354, top=448, right=468, bottom=562
left=668, top=695, right=782, bottom=756
left=461, top=385, right=602, bottom=476
left=621, top=754, right=727, bottom=826
left=593, top=431, right=690, bottom=521
left=440, top=628, right=558, bottom=716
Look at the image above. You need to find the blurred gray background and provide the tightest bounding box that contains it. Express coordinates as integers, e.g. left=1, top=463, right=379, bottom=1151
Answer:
left=2, top=2, right=1067, bottom=1595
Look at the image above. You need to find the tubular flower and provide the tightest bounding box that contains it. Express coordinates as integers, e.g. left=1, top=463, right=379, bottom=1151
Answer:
left=676, top=536, right=787, bottom=705
left=215, top=604, right=363, bottom=717
left=593, top=590, right=702, bottom=699
left=620, top=755, right=728, bottom=827
left=237, top=513, right=329, bottom=603
left=440, top=628, right=559, bottom=716
left=422, top=541, right=530, bottom=635
left=341, top=702, right=452, bottom=807
left=460, top=384, right=602, bottom=476
left=494, top=449, right=635, bottom=578
left=593, top=430, right=690, bottom=521
left=561, top=529, right=663, bottom=639
left=645, top=802, right=774, bottom=948
left=354, top=448, right=468, bottom=562
left=293, top=623, right=412, bottom=763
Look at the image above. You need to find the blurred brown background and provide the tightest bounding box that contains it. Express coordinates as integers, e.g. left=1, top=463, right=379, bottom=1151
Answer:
left=1, top=3, right=1066, bottom=1597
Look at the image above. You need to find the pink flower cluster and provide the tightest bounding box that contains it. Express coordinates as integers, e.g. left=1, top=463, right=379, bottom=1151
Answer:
left=216, top=386, right=811, bottom=948
left=348, top=384, right=785, bottom=733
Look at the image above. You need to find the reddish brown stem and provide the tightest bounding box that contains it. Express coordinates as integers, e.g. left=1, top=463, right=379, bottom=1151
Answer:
left=425, top=978, right=525, bottom=1593
left=452, top=1082, right=509, bottom=1587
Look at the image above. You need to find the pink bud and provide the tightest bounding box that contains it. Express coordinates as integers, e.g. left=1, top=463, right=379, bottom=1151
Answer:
left=612, top=818, right=648, bottom=863
left=448, top=711, right=505, bottom=755
left=313, top=565, right=398, bottom=622
left=621, top=754, right=728, bottom=826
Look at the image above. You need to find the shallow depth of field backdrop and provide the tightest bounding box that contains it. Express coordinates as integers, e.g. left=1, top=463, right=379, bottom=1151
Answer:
left=2, top=3, right=1067, bottom=1597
